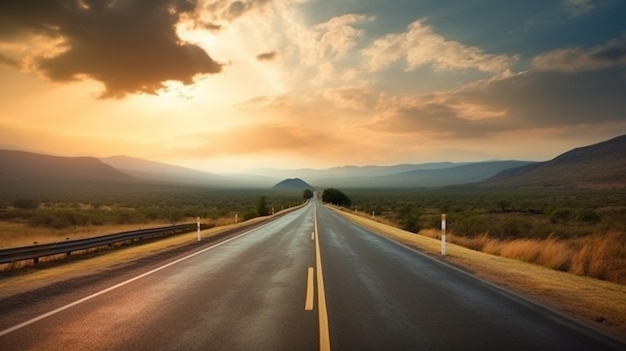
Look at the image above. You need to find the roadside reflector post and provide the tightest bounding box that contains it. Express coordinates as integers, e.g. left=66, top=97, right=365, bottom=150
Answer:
left=235, top=213, right=238, bottom=224
left=197, top=217, right=201, bottom=241
left=441, top=214, right=447, bottom=256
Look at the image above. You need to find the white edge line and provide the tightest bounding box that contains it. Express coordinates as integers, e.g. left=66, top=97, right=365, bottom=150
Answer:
left=0, top=228, right=255, bottom=337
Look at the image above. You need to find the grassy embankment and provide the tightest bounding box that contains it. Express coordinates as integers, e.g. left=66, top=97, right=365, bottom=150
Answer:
left=346, top=187, right=626, bottom=285
left=331, top=206, right=626, bottom=340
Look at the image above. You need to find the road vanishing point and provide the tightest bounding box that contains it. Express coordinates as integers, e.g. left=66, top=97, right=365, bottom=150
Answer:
left=0, top=198, right=623, bottom=350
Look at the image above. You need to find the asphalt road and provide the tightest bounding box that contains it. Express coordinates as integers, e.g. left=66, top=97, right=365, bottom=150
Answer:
left=0, top=199, right=623, bottom=350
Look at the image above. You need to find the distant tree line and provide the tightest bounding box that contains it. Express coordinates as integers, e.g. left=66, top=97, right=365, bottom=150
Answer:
left=0, top=191, right=304, bottom=229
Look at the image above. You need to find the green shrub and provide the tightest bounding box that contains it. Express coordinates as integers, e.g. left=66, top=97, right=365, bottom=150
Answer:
left=257, top=196, right=270, bottom=216
left=550, top=207, right=573, bottom=224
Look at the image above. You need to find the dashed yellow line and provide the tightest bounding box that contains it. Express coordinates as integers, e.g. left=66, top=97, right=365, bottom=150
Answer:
left=305, top=267, right=314, bottom=310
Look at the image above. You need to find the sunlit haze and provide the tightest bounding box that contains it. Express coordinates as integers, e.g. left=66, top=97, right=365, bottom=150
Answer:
left=1, top=0, right=625, bottom=173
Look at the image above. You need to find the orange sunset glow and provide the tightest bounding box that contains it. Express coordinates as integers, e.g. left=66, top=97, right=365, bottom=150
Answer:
left=1, top=0, right=625, bottom=173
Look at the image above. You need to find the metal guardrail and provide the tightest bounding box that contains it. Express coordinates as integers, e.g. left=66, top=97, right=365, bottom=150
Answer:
left=0, top=223, right=210, bottom=265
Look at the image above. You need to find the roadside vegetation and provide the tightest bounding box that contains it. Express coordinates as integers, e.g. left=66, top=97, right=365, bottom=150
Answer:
left=336, top=187, right=626, bottom=285
left=0, top=187, right=304, bottom=248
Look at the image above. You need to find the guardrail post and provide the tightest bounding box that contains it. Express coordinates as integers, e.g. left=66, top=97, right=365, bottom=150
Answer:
left=441, top=214, right=447, bottom=256
left=197, top=217, right=201, bottom=241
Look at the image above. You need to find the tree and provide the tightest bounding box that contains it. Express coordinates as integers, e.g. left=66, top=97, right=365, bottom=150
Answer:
left=303, top=189, right=314, bottom=200
left=398, top=204, right=421, bottom=233
left=322, top=188, right=351, bottom=207
left=257, top=195, right=270, bottom=216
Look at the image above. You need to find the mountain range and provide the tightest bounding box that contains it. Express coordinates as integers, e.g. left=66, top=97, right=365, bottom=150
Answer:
left=1, top=135, right=624, bottom=190
left=479, top=134, right=626, bottom=189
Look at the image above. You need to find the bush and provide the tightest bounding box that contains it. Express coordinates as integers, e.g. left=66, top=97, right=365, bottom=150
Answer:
left=550, top=207, right=573, bottom=224
left=575, top=208, right=601, bottom=224
left=303, top=189, right=314, bottom=200
left=497, top=217, right=533, bottom=238
left=257, top=196, right=270, bottom=216
left=398, top=205, right=421, bottom=233
left=322, top=188, right=351, bottom=207
left=456, top=215, right=489, bottom=237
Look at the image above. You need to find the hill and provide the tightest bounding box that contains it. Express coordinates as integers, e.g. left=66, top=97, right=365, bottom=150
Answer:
left=101, top=155, right=231, bottom=187
left=253, top=162, right=459, bottom=180
left=0, top=150, right=137, bottom=185
left=101, top=155, right=283, bottom=188
left=272, top=178, right=313, bottom=190
left=330, top=161, right=535, bottom=188
left=481, top=135, right=626, bottom=188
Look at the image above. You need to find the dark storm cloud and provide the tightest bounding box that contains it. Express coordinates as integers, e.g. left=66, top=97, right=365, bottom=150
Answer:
left=465, top=68, right=626, bottom=127
left=0, top=0, right=222, bottom=98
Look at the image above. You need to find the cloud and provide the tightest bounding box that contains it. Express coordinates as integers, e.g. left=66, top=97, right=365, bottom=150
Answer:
left=256, top=51, right=277, bottom=61
left=315, top=14, right=367, bottom=59
left=373, top=96, right=510, bottom=138
left=179, top=123, right=340, bottom=157
left=562, top=0, right=595, bottom=17
left=532, top=36, right=626, bottom=72
left=362, top=19, right=518, bottom=73
left=201, top=0, right=274, bottom=22
left=0, top=0, right=222, bottom=98
left=322, top=86, right=376, bottom=110
left=0, top=53, right=18, bottom=68
left=371, top=66, right=626, bottom=138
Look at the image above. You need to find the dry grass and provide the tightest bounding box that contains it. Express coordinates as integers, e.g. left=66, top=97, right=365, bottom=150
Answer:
left=445, top=232, right=626, bottom=285
left=409, top=222, right=626, bottom=285
left=0, top=215, right=247, bottom=249
left=330, top=206, right=626, bottom=340
left=0, top=220, right=174, bottom=248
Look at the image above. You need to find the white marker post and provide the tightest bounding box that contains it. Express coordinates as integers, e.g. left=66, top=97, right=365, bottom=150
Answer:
left=197, top=217, right=201, bottom=242
left=235, top=213, right=238, bottom=224
left=441, top=214, right=447, bottom=256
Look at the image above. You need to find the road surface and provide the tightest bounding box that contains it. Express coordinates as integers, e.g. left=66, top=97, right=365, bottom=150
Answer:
left=0, top=199, right=622, bottom=350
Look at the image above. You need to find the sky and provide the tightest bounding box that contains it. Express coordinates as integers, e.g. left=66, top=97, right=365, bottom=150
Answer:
left=1, top=0, right=625, bottom=173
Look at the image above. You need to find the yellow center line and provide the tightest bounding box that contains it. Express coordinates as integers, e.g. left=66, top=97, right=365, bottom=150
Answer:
left=315, top=207, right=331, bottom=351
left=305, top=267, right=315, bottom=310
